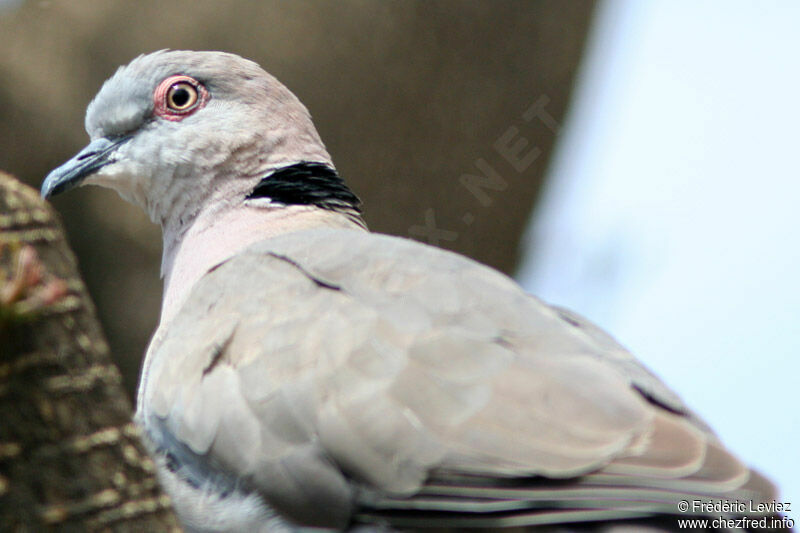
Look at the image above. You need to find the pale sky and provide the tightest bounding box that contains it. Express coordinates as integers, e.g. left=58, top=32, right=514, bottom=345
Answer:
left=518, top=0, right=799, bottom=520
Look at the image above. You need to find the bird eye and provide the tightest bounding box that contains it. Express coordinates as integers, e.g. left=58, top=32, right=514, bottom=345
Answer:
left=153, top=75, right=209, bottom=121
left=167, top=82, right=198, bottom=111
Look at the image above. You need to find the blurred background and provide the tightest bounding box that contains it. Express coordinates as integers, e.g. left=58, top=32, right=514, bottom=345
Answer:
left=0, top=0, right=795, bottom=520
left=517, top=1, right=799, bottom=519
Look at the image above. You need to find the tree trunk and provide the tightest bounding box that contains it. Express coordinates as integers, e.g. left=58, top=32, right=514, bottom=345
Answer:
left=0, top=172, right=180, bottom=531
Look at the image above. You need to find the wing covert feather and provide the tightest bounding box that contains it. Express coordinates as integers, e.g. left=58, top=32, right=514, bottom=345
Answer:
left=141, top=228, right=777, bottom=528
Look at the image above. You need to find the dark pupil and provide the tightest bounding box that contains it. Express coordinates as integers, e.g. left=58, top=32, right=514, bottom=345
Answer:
left=171, top=87, right=190, bottom=107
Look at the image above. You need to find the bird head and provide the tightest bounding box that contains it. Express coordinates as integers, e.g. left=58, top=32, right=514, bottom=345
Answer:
left=41, top=50, right=341, bottom=230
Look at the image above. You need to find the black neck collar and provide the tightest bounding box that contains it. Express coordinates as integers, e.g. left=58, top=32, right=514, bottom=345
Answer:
left=247, top=162, right=362, bottom=219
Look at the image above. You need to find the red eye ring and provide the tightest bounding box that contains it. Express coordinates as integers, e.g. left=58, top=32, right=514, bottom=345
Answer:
left=153, top=75, right=209, bottom=121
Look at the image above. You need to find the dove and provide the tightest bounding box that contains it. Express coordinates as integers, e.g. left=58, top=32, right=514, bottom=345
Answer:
left=42, top=50, right=787, bottom=532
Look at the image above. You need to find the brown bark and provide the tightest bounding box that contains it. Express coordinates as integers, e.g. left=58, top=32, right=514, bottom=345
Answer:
left=0, top=172, right=179, bottom=531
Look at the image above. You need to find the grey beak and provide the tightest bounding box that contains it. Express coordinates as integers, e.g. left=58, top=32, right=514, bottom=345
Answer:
left=41, top=136, right=130, bottom=199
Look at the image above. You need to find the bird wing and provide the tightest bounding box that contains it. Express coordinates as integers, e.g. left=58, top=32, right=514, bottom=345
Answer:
left=141, top=228, right=774, bottom=529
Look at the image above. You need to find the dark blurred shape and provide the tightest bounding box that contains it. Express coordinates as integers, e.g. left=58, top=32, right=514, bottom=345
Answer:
left=0, top=0, right=596, bottom=397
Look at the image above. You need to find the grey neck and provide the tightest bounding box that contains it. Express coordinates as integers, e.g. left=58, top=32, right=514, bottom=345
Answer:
left=159, top=203, right=366, bottom=327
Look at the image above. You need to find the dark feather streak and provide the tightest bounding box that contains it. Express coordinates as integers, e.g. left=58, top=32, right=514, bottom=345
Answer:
left=247, top=162, right=362, bottom=216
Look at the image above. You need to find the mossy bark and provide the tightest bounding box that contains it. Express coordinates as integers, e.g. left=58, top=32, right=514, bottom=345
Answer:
left=0, top=172, right=180, bottom=531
